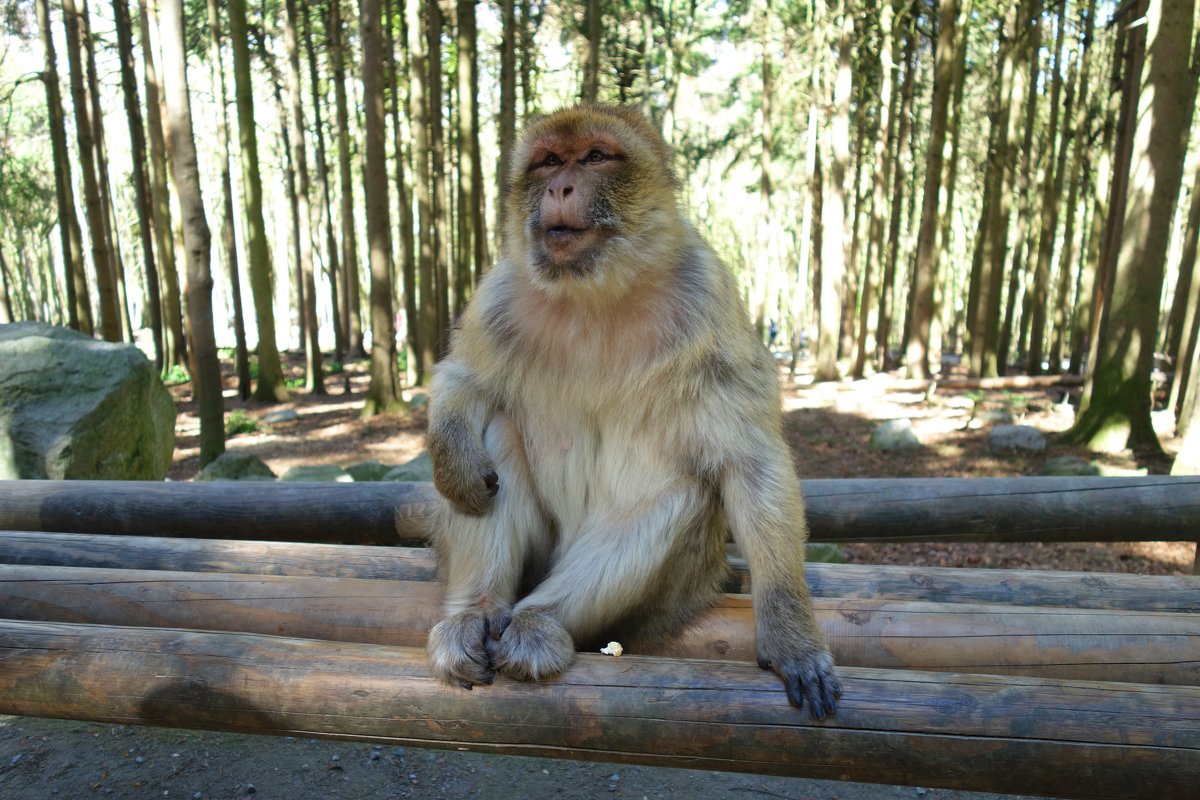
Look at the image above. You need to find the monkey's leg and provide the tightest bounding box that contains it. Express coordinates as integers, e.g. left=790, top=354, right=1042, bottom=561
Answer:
left=426, top=414, right=550, bottom=689
left=493, top=483, right=705, bottom=681
left=722, top=444, right=842, bottom=718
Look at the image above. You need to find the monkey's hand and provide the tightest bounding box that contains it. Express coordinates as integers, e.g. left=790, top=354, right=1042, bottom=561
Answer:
left=426, top=607, right=508, bottom=689
left=428, top=418, right=500, bottom=515
left=755, top=602, right=842, bottom=719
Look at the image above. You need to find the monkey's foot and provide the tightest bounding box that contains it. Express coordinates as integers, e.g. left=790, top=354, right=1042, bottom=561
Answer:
left=757, top=645, right=842, bottom=719
left=426, top=607, right=503, bottom=689
left=492, top=609, right=575, bottom=681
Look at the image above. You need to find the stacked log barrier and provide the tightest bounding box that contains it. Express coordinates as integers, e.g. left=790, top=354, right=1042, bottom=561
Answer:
left=0, top=478, right=1198, bottom=798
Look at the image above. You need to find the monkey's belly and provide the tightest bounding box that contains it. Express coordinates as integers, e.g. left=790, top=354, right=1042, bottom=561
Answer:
left=519, top=416, right=694, bottom=540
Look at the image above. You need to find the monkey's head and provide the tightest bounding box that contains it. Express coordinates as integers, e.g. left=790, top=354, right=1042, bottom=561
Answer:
left=503, top=104, right=683, bottom=300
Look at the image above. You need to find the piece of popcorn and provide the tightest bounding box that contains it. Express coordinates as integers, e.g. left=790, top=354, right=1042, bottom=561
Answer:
left=600, top=641, right=624, bottom=657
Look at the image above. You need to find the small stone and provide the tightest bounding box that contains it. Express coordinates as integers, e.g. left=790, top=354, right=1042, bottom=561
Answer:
left=870, top=419, right=924, bottom=451
left=261, top=408, right=300, bottom=425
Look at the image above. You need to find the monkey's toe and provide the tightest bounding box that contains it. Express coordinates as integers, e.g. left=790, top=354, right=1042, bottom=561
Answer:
left=426, top=608, right=497, bottom=688
left=493, top=610, right=575, bottom=681
left=781, top=650, right=842, bottom=719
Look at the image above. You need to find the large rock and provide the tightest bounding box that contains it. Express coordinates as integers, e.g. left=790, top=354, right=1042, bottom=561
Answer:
left=196, top=451, right=276, bottom=481
left=988, top=424, right=1046, bottom=453
left=870, top=419, right=924, bottom=451
left=0, top=322, right=176, bottom=479
left=383, top=451, right=434, bottom=482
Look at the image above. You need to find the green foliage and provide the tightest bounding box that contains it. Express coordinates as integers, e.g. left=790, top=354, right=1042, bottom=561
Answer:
left=162, top=364, right=191, bottom=385
left=285, top=375, right=305, bottom=390
left=224, top=409, right=258, bottom=436
left=325, top=359, right=344, bottom=375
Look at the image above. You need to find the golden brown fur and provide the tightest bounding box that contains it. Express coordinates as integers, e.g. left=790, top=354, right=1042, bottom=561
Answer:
left=425, top=104, right=840, bottom=717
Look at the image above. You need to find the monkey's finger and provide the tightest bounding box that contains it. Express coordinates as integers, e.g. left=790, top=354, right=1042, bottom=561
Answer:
left=484, top=469, right=499, bottom=496
left=486, top=612, right=512, bottom=640
left=820, top=675, right=842, bottom=716
left=783, top=671, right=808, bottom=713
left=757, top=654, right=772, bottom=671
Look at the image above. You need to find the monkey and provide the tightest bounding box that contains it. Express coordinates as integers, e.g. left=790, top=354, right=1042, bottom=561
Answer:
left=424, top=104, right=840, bottom=718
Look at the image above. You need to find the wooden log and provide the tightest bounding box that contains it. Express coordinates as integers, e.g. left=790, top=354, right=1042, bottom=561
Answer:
left=0, top=479, right=440, bottom=543
left=4, top=531, right=1200, bottom=613
left=1, top=565, right=1196, bottom=684
left=0, top=620, right=1195, bottom=799
left=0, top=530, right=438, bottom=581
left=2, top=476, right=1199, bottom=544
left=887, top=373, right=1085, bottom=392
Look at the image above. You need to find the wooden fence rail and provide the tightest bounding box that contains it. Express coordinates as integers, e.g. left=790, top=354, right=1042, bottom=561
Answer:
left=2, top=476, right=1199, bottom=544
left=0, top=620, right=1195, bottom=800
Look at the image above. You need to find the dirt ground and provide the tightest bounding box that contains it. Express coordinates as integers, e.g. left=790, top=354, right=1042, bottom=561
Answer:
left=1, top=352, right=1193, bottom=799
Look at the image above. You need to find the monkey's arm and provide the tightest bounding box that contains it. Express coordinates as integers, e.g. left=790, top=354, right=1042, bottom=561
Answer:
left=720, top=438, right=842, bottom=718
left=427, top=360, right=500, bottom=515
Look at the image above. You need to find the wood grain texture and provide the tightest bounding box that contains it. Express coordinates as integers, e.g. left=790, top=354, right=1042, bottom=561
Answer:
left=0, top=620, right=1195, bottom=800
left=2, top=476, right=1198, bottom=544
left=4, top=532, right=1198, bottom=612
left=1, top=565, right=1196, bottom=684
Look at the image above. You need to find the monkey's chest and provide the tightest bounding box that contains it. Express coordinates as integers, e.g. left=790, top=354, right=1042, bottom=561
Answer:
left=518, top=410, right=680, bottom=535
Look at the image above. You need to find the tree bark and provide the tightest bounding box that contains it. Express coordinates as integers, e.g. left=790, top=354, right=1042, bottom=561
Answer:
left=583, top=0, right=601, bottom=102
left=1067, top=0, right=1197, bottom=454
left=853, top=0, right=895, bottom=379
left=159, top=0, right=224, bottom=465
left=426, top=0, right=450, bottom=356
left=329, top=0, right=364, bottom=358
left=361, top=0, right=406, bottom=417
left=904, top=0, right=958, bottom=379
left=205, top=0, right=251, bottom=400
left=304, top=0, right=345, bottom=365
left=815, top=0, right=852, bottom=382
left=138, top=0, right=185, bottom=370
left=284, top=0, right=325, bottom=394
left=1026, top=1, right=1069, bottom=375
left=61, top=0, right=120, bottom=341
left=112, top=0, right=162, bottom=366
left=35, top=0, right=92, bottom=335
left=227, top=0, right=288, bottom=401
left=498, top=0, right=517, bottom=224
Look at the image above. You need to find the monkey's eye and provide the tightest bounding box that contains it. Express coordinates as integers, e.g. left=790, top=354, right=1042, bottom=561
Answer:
left=534, top=153, right=563, bottom=169
left=584, top=149, right=608, bottom=163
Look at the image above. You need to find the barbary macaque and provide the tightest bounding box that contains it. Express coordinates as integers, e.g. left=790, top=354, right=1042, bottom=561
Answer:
left=425, top=104, right=840, bottom=717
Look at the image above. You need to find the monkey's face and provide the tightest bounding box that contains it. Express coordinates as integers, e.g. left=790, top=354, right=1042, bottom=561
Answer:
left=505, top=105, right=680, bottom=295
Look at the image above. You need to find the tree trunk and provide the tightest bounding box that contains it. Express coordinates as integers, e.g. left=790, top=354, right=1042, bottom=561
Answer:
left=853, top=0, right=895, bottom=380
left=139, top=0, right=185, bottom=370
left=426, top=0, right=450, bottom=357
left=112, top=0, right=162, bottom=366
left=815, top=0, right=852, bottom=382
left=228, top=0, right=288, bottom=401
left=878, top=2, right=917, bottom=371
left=284, top=0, right=325, bottom=394
left=304, top=0, right=345, bottom=365
left=385, top=0, right=418, bottom=384
left=329, top=0, right=364, bottom=358
left=1167, top=169, right=1200, bottom=426
left=498, top=0, right=517, bottom=226
left=455, top=0, right=479, bottom=315
left=1049, top=0, right=1098, bottom=374
left=36, top=0, right=92, bottom=335
left=206, top=0, right=251, bottom=400
left=583, top=0, right=601, bottom=102
left=1067, top=0, right=1197, bottom=454
left=904, top=0, right=958, bottom=379
left=1026, top=2, right=1069, bottom=375
left=81, top=0, right=132, bottom=343
left=407, top=0, right=437, bottom=385
left=61, top=0, right=120, bottom=342
left=159, top=0, right=224, bottom=465
left=361, top=0, right=406, bottom=417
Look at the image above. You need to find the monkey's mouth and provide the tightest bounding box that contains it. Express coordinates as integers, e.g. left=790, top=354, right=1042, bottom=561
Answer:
left=545, top=224, right=589, bottom=240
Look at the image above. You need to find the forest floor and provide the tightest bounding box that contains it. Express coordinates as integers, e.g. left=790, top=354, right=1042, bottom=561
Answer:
left=0, top=350, right=1193, bottom=800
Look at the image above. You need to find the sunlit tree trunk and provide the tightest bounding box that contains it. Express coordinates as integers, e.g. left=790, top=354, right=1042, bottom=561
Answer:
left=361, top=0, right=406, bottom=416
left=304, top=0, right=345, bottom=364
left=159, top=0, right=224, bottom=465
left=139, top=0, right=185, bottom=369
left=583, top=0, right=601, bottom=102
left=456, top=0, right=481, bottom=313
left=285, top=0, right=325, bottom=394
left=112, top=0, right=161, bottom=362
left=1026, top=1, right=1069, bottom=375
left=853, top=0, right=895, bottom=379
left=1067, top=0, right=1197, bottom=454
left=62, top=0, right=119, bottom=341
left=815, top=0, right=852, bottom=382
left=904, top=0, right=958, bottom=379
left=498, top=0, right=517, bottom=221
left=426, top=0, right=450, bottom=356
left=36, top=0, right=91, bottom=334
left=329, top=0, right=364, bottom=358
left=228, top=0, right=288, bottom=401
left=407, top=0, right=437, bottom=384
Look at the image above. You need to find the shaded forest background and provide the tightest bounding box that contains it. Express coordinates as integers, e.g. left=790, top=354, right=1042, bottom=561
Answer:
left=2, top=0, right=1200, bottom=472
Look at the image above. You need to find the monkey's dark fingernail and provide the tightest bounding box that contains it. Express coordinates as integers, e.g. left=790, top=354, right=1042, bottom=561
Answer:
left=484, top=470, right=499, bottom=495
left=459, top=680, right=473, bottom=690
left=757, top=656, right=771, bottom=670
